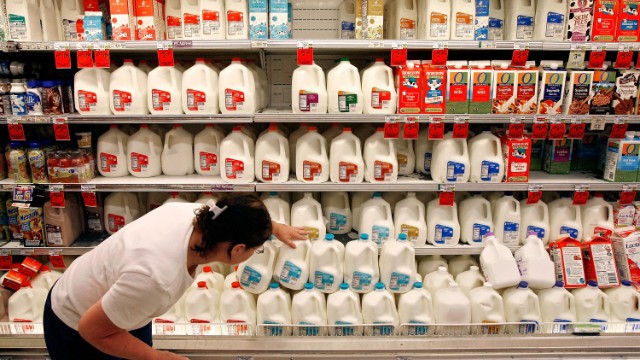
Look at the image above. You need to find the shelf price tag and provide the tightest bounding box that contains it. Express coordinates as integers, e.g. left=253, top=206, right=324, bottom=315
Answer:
left=620, top=184, right=638, bottom=205
left=93, top=43, right=111, bottom=69
left=568, top=118, right=586, bottom=140
left=548, top=118, right=566, bottom=140
left=384, top=116, right=400, bottom=139
left=76, top=49, right=93, bottom=69
left=0, top=250, right=11, bottom=270
left=573, top=185, right=590, bottom=206
left=13, top=185, right=34, bottom=203
left=402, top=116, right=419, bottom=139
left=531, top=117, right=548, bottom=140
left=508, top=116, right=525, bottom=139
left=588, top=45, right=606, bottom=69
left=157, top=42, right=175, bottom=67
left=615, top=45, right=633, bottom=69
left=391, top=43, right=407, bottom=67
left=567, top=43, right=586, bottom=70
left=452, top=116, right=469, bottom=139
left=590, top=116, right=606, bottom=131
left=53, top=42, right=71, bottom=69
left=511, top=43, right=530, bottom=67
left=53, top=117, right=70, bottom=141
left=439, top=184, right=455, bottom=206
left=611, top=117, right=628, bottom=139
left=49, top=185, right=65, bottom=208
left=49, top=251, right=66, bottom=269
left=7, top=117, right=25, bottom=141
left=431, top=43, right=448, bottom=66
left=526, top=184, right=543, bottom=205
left=297, top=42, right=314, bottom=66
left=428, top=116, right=445, bottom=140
left=81, top=185, right=98, bottom=208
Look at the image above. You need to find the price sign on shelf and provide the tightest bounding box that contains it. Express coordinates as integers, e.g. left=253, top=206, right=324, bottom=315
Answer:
left=588, top=47, right=606, bottom=69
left=567, top=44, right=586, bottom=70
left=573, top=185, right=590, bottom=206
left=49, top=185, right=65, bottom=208
left=439, top=184, right=455, bottom=206
left=431, top=43, right=448, bottom=66
left=49, top=254, right=66, bottom=269
left=531, top=117, right=548, bottom=140
left=157, top=42, right=175, bottom=67
left=54, top=43, right=71, bottom=69
left=384, top=116, right=400, bottom=139
left=620, top=185, right=638, bottom=205
left=76, top=49, right=93, bottom=68
left=297, top=42, right=314, bottom=66
left=428, top=117, right=445, bottom=140
left=508, top=116, right=524, bottom=138
left=568, top=118, right=586, bottom=140
left=402, top=116, right=419, bottom=139
left=0, top=250, right=11, bottom=270
left=391, top=44, right=407, bottom=67
left=548, top=118, right=566, bottom=140
left=7, top=118, right=25, bottom=141
left=615, top=48, right=633, bottom=69
left=53, top=117, right=71, bottom=141
left=611, top=118, right=628, bottom=139
left=81, top=185, right=98, bottom=208
left=94, top=45, right=111, bottom=68
left=511, top=44, right=530, bottom=67
left=526, top=185, right=543, bottom=205
left=452, top=116, right=469, bottom=139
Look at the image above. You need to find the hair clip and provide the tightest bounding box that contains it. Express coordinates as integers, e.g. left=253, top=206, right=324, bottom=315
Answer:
left=211, top=204, right=228, bottom=220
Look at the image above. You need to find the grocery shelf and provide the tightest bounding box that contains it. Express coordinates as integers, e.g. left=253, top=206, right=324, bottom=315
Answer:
left=0, top=114, right=252, bottom=125
left=0, top=238, right=103, bottom=256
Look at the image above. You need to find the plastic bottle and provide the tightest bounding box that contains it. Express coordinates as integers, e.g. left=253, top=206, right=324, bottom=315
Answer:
left=309, top=234, right=345, bottom=294
left=219, top=59, right=256, bottom=114
left=8, top=286, right=48, bottom=322
left=157, top=292, right=187, bottom=325
left=390, top=0, right=417, bottom=40
left=255, top=124, right=289, bottom=183
left=127, top=125, right=163, bottom=178
left=468, top=131, right=504, bottom=183
left=184, top=281, right=220, bottom=323
left=322, top=192, right=352, bottom=235
left=502, top=281, right=542, bottom=326
left=337, top=0, right=356, bottom=39
left=426, top=198, right=461, bottom=246
left=450, top=0, right=475, bottom=40
left=327, top=283, right=363, bottom=335
left=431, top=132, right=471, bottom=183
left=398, top=282, right=433, bottom=334
left=330, top=127, right=365, bottom=184
left=104, top=193, right=142, bottom=234
left=225, top=0, right=249, bottom=39
left=344, top=233, right=379, bottom=293
left=493, top=192, right=521, bottom=246
left=364, top=128, right=398, bottom=183
left=395, top=139, right=415, bottom=176
left=380, top=233, right=416, bottom=294
left=59, top=0, right=83, bottom=41
left=288, top=124, right=308, bottom=170
left=488, top=0, right=505, bottom=40
left=433, top=282, right=471, bottom=324
left=514, top=233, right=555, bottom=289
left=263, top=191, right=291, bottom=226
left=193, top=266, right=225, bottom=293
left=549, top=196, right=583, bottom=241
left=459, top=194, right=494, bottom=246
left=74, top=68, right=111, bottom=115
left=161, top=125, right=194, bottom=176
left=533, top=0, right=567, bottom=41
left=110, top=59, right=149, bottom=115
left=291, top=63, right=328, bottom=114
left=480, top=233, right=522, bottom=289
left=6, top=0, right=42, bottom=41
left=194, top=125, right=225, bottom=176
left=182, top=58, right=219, bottom=114
left=418, top=255, right=448, bottom=277
left=605, top=280, right=640, bottom=322
left=362, top=59, right=397, bottom=114
left=519, top=200, right=550, bottom=245
left=359, top=193, right=395, bottom=246
left=581, top=193, right=614, bottom=242
left=220, top=126, right=255, bottom=183
left=220, top=282, right=256, bottom=331
left=290, top=193, right=325, bottom=242
left=39, top=0, right=61, bottom=41
left=394, top=192, right=427, bottom=246
left=274, top=236, right=311, bottom=290
left=291, top=283, right=327, bottom=334
left=198, top=0, right=227, bottom=40
left=448, top=255, right=479, bottom=278
left=245, top=60, right=268, bottom=110
left=237, top=239, right=278, bottom=294
left=323, top=124, right=343, bottom=146
left=296, top=126, right=329, bottom=183
left=504, top=0, right=535, bottom=41
left=469, top=282, right=506, bottom=324
left=165, top=0, right=183, bottom=40
left=455, top=266, right=484, bottom=297
left=414, top=127, right=434, bottom=175
left=538, top=281, right=577, bottom=323
left=419, top=0, right=451, bottom=40
left=424, top=266, right=455, bottom=296
left=327, top=58, right=363, bottom=114
left=147, top=66, right=183, bottom=115
left=573, top=281, right=610, bottom=322
left=29, top=265, right=62, bottom=292
left=362, top=283, right=399, bottom=335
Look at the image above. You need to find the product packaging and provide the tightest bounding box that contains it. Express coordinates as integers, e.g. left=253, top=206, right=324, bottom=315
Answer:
left=537, top=64, right=567, bottom=115
left=604, top=136, right=640, bottom=182
left=269, top=0, right=290, bottom=39
left=611, top=228, right=640, bottom=289
left=250, top=0, right=268, bottom=39
left=421, top=61, right=446, bottom=114
left=570, top=133, right=600, bottom=171
left=614, top=203, right=637, bottom=228
left=469, top=61, right=493, bottom=114
left=396, top=61, right=423, bottom=114
left=530, top=138, right=544, bottom=171
left=134, top=0, right=166, bottom=40
left=582, top=236, right=620, bottom=288
left=18, top=207, right=44, bottom=247
left=567, top=0, right=594, bottom=41
left=563, top=69, right=594, bottom=115
left=616, top=0, right=640, bottom=42
left=515, top=63, right=538, bottom=114
left=592, top=0, right=619, bottom=42
left=110, top=0, right=135, bottom=40
left=474, top=0, right=489, bottom=40
left=445, top=62, right=469, bottom=114
left=543, top=138, right=573, bottom=175
left=548, top=237, right=588, bottom=289
left=18, top=257, right=42, bottom=277
left=501, top=135, right=532, bottom=182
left=590, top=67, right=617, bottom=115
left=356, top=0, right=383, bottom=39
left=2, top=270, right=28, bottom=291
left=492, top=63, right=517, bottom=114
left=614, top=69, right=640, bottom=115
left=84, top=11, right=107, bottom=41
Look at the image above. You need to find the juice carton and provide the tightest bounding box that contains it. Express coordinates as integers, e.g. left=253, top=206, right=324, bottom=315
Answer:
left=269, top=0, right=289, bottom=39
left=356, top=0, right=384, bottom=39
left=445, top=62, right=470, bottom=114
left=604, top=134, right=640, bottom=182
left=570, top=132, right=600, bottom=171
left=250, top=0, right=268, bottom=39
left=543, top=138, right=574, bottom=175
left=492, top=62, right=517, bottom=114
left=590, top=67, right=617, bottom=115
left=537, top=65, right=567, bottom=115
left=592, top=0, right=619, bottom=42
left=530, top=138, right=544, bottom=171
left=134, top=0, right=166, bottom=40
left=18, top=207, right=44, bottom=247
left=109, top=0, right=135, bottom=40
left=614, top=203, right=636, bottom=228
left=515, top=62, right=539, bottom=114
left=501, top=135, right=532, bottom=182
left=421, top=61, right=446, bottom=114
left=614, top=69, right=640, bottom=115
left=396, top=60, right=423, bottom=114
left=582, top=236, right=620, bottom=288
left=616, top=0, right=640, bottom=41
left=469, top=61, right=493, bottom=114
left=567, top=0, right=594, bottom=41
left=611, top=228, right=640, bottom=289
left=549, top=237, right=587, bottom=289
left=563, top=70, right=594, bottom=115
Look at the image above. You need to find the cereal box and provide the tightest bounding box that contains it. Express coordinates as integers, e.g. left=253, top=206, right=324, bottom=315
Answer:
left=592, top=0, right=619, bottom=42
left=537, top=65, right=567, bottom=115
left=590, top=67, right=617, bottom=115
left=515, top=63, right=538, bottom=114
left=582, top=237, right=620, bottom=287
left=396, top=60, right=423, bottom=114
left=616, top=0, right=640, bottom=42
left=614, top=69, right=640, bottom=115
left=492, top=63, right=517, bottom=114
left=421, top=61, right=446, bottom=114
left=549, top=237, right=587, bottom=289
left=611, top=228, right=640, bottom=289
left=567, top=0, right=594, bottom=41
left=501, top=135, right=532, bottom=182
left=469, top=61, right=493, bottom=114
left=563, top=70, right=594, bottom=114
left=543, top=138, right=574, bottom=175
left=109, top=0, right=135, bottom=40
left=18, top=207, right=44, bottom=247
left=446, top=62, right=470, bottom=114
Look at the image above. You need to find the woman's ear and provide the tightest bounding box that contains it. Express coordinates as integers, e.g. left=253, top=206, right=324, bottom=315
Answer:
left=230, top=243, right=247, bottom=256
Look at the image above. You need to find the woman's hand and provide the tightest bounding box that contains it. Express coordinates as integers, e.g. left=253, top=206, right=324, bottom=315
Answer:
left=154, top=350, right=190, bottom=360
left=271, top=221, right=308, bottom=248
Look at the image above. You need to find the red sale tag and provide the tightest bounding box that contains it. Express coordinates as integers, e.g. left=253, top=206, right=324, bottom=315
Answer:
left=511, top=49, right=529, bottom=67
left=568, top=121, right=586, bottom=140
left=53, top=119, right=71, bottom=141
left=588, top=50, right=606, bottom=69
left=548, top=121, right=566, bottom=140
left=615, top=51, right=633, bottom=69
left=157, top=48, right=175, bottom=67
left=297, top=47, right=314, bottom=66
left=94, top=49, right=111, bottom=68
left=50, top=191, right=65, bottom=208
left=54, top=49, right=72, bottom=69
left=611, top=122, right=629, bottom=139
left=428, top=118, right=445, bottom=140
left=573, top=189, right=589, bottom=206
left=0, top=255, right=11, bottom=270
left=77, top=49, right=93, bottom=68
left=432, top=48, right=448, bottom=66
left=82, top=191, right=98, bottom=208
left=508, top=122, right=524, bottom=138
left=452, top=120, right=469, bottom=139
left=403, top=118, right=419, bottom=139
left=439, top=190, right=455, bottom=206
left=49, top=255, right=66, bottom=269
left=384, top=120, right=400, bottom=139
left=531, top=120, right=549, bottom=140
left=527, top=189, right=543, bottom=205
left=619, top=190, right=637, bottom=205
left=391, top=48, right=407, bottom=67
left=7, top=123, right=25, bottom=141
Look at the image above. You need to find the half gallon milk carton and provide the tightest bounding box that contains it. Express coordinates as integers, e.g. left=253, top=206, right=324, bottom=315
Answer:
left=590, top=67, right=616, bottom=115
left=492, top=63, right=517, bottom=114
left=501, top=134, right=532, bottom=182
left=613, top=69, right=640, bottom=115
left=249, top=0, right=267, bottom=39
left=543, top=139, right=574, bottom=175
left=474, top=0, right=490, bottom=40
left=515, top=63, right=539, bottom=114
left=269, top=0, right=289, bottom=39
left=549, top=237, right=587, bottom=289
left=582, top=236, right=620, bottom=288
left=446, top=62, right=470, bottom=114
left=537, top=64, right=567, bottom=115
left=616, top=0, right=640, bottom=42
left=564, top=69, right=594, bottom=115
left=592, top=0, right=619, bottom=42
left=612, top=229, right=640, bottom=289
left=421, top=61, right=446, bottom=114
left=567, top=0, right=594, bottom=41
left=109, top=0, right=135, bottom=40
left=469, top=61, right=493, bottom=114
left=604, top=132, right=640, bottom=182
left=396, top=60, right=423, bottom=114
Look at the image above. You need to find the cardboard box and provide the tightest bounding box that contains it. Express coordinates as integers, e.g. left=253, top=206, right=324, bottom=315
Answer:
left=469, top=62, right=493, bottom=114
left=269, top=0, right=289, bottom=39
left=549, top=237, right=587, bottom=289
left=83, top=11, right=107, bottom=41
left=421, top=61, right=446, bottom=114
left=19, top=207, right=44, bottom=247
left=604, top=136, right=640, bottom=182
left=474, top=0, right=489, bottom=40
left=501, top=135, right=532, bottom=182
left=396, top=61, right=423, bottom=114
left=250, top=0, right=268, bottom=39
left=543, top=138, right=573, bottom=175
left=530, top=138, right=544, bottom=171
left=18, top=257, right=42, bottom=278
left=445, top=62, right=469, bottom=114
left=616, top=0, right=640, bottom=41
left=537, top=65, right=567, bottom=115
left=568, top=0, right=594, bottom=41
left=614, top=203, right=637, bottom=227
left=563, top=70, right=594, bottom=115
left=515, top=63, right=538, bottom=114
left=593, top=0, right=619, bottom=42
left=590, top=68, right=617, bottom=115
left=135, top=0, right=166, bottom=40
left=582, top=237, right=620, bottom=288
left=611, top=228, right=640, bottom=289
left=110, top=0, right=135, bottom=40
left=614, top=69, right=640, bottom=115
left=492, top=63, right=517, bottom=114
left=571, top=133, right=601, bottom=171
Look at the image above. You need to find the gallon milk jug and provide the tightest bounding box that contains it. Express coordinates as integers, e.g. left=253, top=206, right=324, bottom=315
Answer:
left=488, top=0, right=505, bottom=40
left=147, top=66, right=183, bottom=115
left=182, top=58, right=220, bottom=114
left=418, top=255, right=448, bottom=277
left=220, top=282, right=256, bottom=332
left=184, top=281, right=220, bottom=323
left=162, top=125, right=194, bottom=176
left=274, top=239, right=311, bottom=290
left=330, top=127, right=365, bottom=183
left=201, top=0, right=227, bottom=40
left=291, top=193, right=325, bottom=242
left=419, top=0, right=451, bottom=40
left=415, top=127, right=434, bottom=175
left=245, top=60, right=268, bottom=110
left=395, top=139, right=416, bottom=175
left=97, top=125, right=129, bottom=177
left=362, top=283, right=399, bottom=335
left=255, top=124, right=289, bottom=183
left=289, top=124, right=309, bottom=170
left=519, top=200, right=550, bottom=245
left=59, top=0, right=83, bottom=41
left=309, top=234, right=345, bottom=294
left=362, top=59, right=397, bottom=114
left=605, top=280, right=640, bottom=322
left=533, top=0, right=567, bottom=41
left=219, top=58, right=256, bottom=114
left=104, top=193, right=141, bottom=234
left=380, top=233, right=416, bottom=294
left=327, top=283, right=363, bottom=335
left=127, top=125, right=163, bottom=178
left=8, top=286, right=48, bottom=322
left=327, top=58, right=363, bottom=114
left=351, top=191, right=372, bottom=232
left=480, top=233, right=522, bottom=289
left=398, top=282, right=434, bottom=334
left=394, top=192, right=427, bottom=246
left=74, top=68, right=111, bottom=115
left=433, top=282, right=471, bottom=324
left=573, top=281, right=610, bottom=322
left=157, top=293, right=186, bottom=324
left=291, top=283, right=328, bottom=334
left=502, top=281, right=542, bottom=326
left=257, top=283, right=292, bottom=335
left=223, top=267, right=239, bottom=289
left=448, top=255, right=479, bottom=278
left=468, top=131, right=504, bottom=183
left=505, top=0, right=535, bottom=40
left=110, top=59, right=149, bottom=115
left=424, top=266, right=454, bottom=296
left=225, top=0, right=249, bottom=39
left=549, top=196, right=583, bottom=241
left=323, top=124, right=343, bottom=145
left=322, top=192, right=352, bottom=235
left=364, top=128, right=398, bottom=183
left=459, top=194, right=493, bottom=246
left=39, top=0, right=61, bottom=41
left=390, top=0, right=418, bottom=40
left=469, top=282, right=506, bottom=324
left=426, top=198, right=461, bottom=246
left=431, top=132, right=471, bottom=183
left=515, top=233, right=555, bottom=290
left=220, top=127, right=255, bottom=183
left=291, top=63, right=328, bottom=114
left=6, top=0, right=42, bottom=41
left=493, top=192, right=521, bottom=246
left=165, top=0, right=183, bottom=40
left=450, top=0, right=475, bottom=40
left=359, top=193, right=395, bottom=246
left=237, top=238, right=278, bottom=294
left=296, top=126, right=329, bottom=183
left=344, top=233, right=379, bottom=293
left=194, top=125, right=225, bottom=176
left=194, top=266, right=225, bottom=292
left=581, top=194, right=614, bottom=241
left=337, top=0, right=356, bottom=39
left=538, top=281, right=577, bottom=323
left=455, top=266, right=485, bottom=297
left=263, top=192, right=291, bottom=226
left=30, top=265, right=62, bottom=291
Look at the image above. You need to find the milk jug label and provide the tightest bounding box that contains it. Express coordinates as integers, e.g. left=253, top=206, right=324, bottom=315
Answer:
left=407, top=321, right=429, bottom=335
left=371, top=87, right=391, bottom=109
left=389, top=271, right=411, bottom=291
left=338, top=92, right=358, bottom=112
left=553, top=246, right=586, bottom=286
left=167, top=16, right=183, bottom=39
left=225, top=158, right=245, bottom=179
left=304, top=227, right=320, bottom=240
left=45, top=224, right=63, bottom=246
left=401, top=224, right=420, bottom=242
left=100, top=153, right=119, bottom=173
left=341, top=21, right=356, bottom=39
left=397, top=154, right=409, bottom=173
left=152, top=89, right=172, bottom=111
left=262, top=161, right=281, bottom=182
left=372, top=225, right=390, bottom=245
left=516, top=15, right=534, bottom=39
left=423, top=153, right=432, bottom=173
left=280, top=260, right=302, bottom=285
left=374, top=161, right=394, bottom=181
left=472, top=223, right=490, bottom=243
left=560, top=226, right=579, bottom=240
left=339, top=162, right=359, bottom=182
left=546, top=12, right=566, bottom=38
left=303, top=161, right=322, bottom=181
left=298, top=91, right=319, bottom=112
left=435, top=224, right=453, bottom=244
left=314, top=271, right=335, bottom=291
left=430, top=12, right=449, bottom=37
left=225, top=89, right=245, bottom=111
left=588, top=243, right=619, bottom=286
left=186, top=89, right=207, bottom=111
left=400, top=18, right=416, bottom=39
left=446, top=161, right=466, bottom=182
left=488, top=17, right=504, bottom=40
left=455, top=11, right=474, bottom=38
left=227, top=11, right=245, bottom=35
left=183, top=13, right=201, bottom=37
left=240, top=265, right=262, bottom=289
left=373, top=322, right=395, bottom=336
left=10, top=93, right=26, bottom=115
left=199, top=152, right=218, bottom=172
left=112, top=90, right=132, bottom=112
left=352, top=271, right=373, bottom=291
left=503, top=222, right=520, bottom=244
left=130, top=152, right=150, bottom=173
left=107, top=214, right=125, bottom=233
left=78, top=90, right=97, bottom=112
left=527, top=225, right=545, bottom=239
left=329, top=212, right=348, bottom=232
left=202, top=10, right=222, bottom=35
left=481, top=160, right=500, bottom=181
left=8, top=15, right=27, bottom=40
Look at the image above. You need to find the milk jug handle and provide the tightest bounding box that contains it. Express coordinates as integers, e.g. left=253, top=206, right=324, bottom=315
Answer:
left=117, top=134, right=126, bottom=156
left=385, top=67, right=394, bottom=88
left=131, top=66, right=138, bottom=91
left=164, top=132, right=173, bottom=151
left=27, top=291, right=37, bottom=320
left=314, top=65, right=324, bottom=87
left=279, top=140, right=287, bottom=158
left=602, top=294, right=611, bottom=314
left=123, top=194, right=133, bottom=218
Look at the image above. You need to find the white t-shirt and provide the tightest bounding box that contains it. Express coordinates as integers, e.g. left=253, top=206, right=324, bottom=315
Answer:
left=52, top=203, right=200, bottom=331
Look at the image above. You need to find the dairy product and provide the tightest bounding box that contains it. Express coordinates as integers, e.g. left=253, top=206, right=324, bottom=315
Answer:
left=493, top=193, right=521, bottom=246
left=501, top=135, right=532, bottom=182
left=431, top=132, right=470, bottom=183
left=612, top=230, right=640, bottom=289
left=394, top=193, right=427, bottom=246
left=418, top=255, right=448, bottom=278
left=351, top=191, right=372, bottom=232
left=326, top=283, right=363, bottom=335
left=396, top=61, right=423, bottom=114
left=423, top=266, right=454, bottom=297
left=534, top=0, right=567, bottom=41
left=419, top=0, right=451, bottom=40
left=362, top=283, right=399, bottom=335
left=564, top=70, right=594, bottom=115
left=147, top=66, right=182, bottom=115
left=469, top=62, right=493, bottom=114
left=290, top=193, right=325, bottom=242
left=613, top=69, right=640, bottom=115
left=220, top=127, right=255, bottom=183
left=488, top=0, right=505, bottom=40
left=238, top=239, right=278, bottom=294
left=363, top=59, right=397, bottom=114
left=104, top=192, right=141, bottom=234
left=502, top=282, right=542, bottom=328
left=60, top=0, right=84, bottom=41
left=468, top=131, right=503, bottom=184
left=344, top=233, right=379, bottom=293
left=470, top=282, right=506, bottom=326
left=74, top=68, right=111, bottom=115
left=338, top=0, right=356, bottom=38
left=257, top=283, right=292, bottom=335
left=380, top=233, right=415, bottom=293
left=110, top=59, right=148, bottom=115
left=161, top=125, right=194, bottom=176
left=448, top=255, right=479, bottom=278
left=446, top=63, right=470, bottom=114
left=44, top=196, right=83, bottom=247
left=421, top=62, right=447, bottom=114
left=455, top=266, right=484, bottom=297
left=395, top=139, right=415, bottom=176
left=567, top=0, right=594, bottom=41
left=617, top=0, right=640, bottom=42
left=537, top=65, right=567, bottom=115
left=291, top=63, right=328, bottom=114
left=6, top=0, right=42, bottom=41
left=360, top=193, right=395, bottom=246
left=291, top=283, right=327, bottom=335
left=330, top=128, right=364, bottom=184
left=255, top=125, right=289, bottom=183
left=515, top=233, right=556, bottom=289
left=459, top=194, right=493, bottom=246
left=398, top=282, right=433, bottom=335
left=8, top=286, right=47, bottom=322
left=549, top=237, right=587, bottom=288
left=127, top=125, right=162, bottom=178
left=182, top=59, right=219, bottom=114
left=538, top=281, right=577, bottom=323
left=219, top=58, right=256, bottom=114
left=97, top=125, right=129, bottom=177
left=194, top=125, right=224, bottom=176
left=426, top=198, right=461, bottom=246
left=504, top=0, right=535, bottom=40
left=582, top=236, right=620, bottom=288
left=544, top=139, right=573, bottom=175
left=450, top=0, right=474, bottom=40
left=296, top=126, right=329, bottom=183
left=363, top=128, right=398, bottom=183
left=582, top=194, right=615, bottom=240
left=433, top=282, right=471, bottom=325
left=573, top=280, right=610, bottom=322
left=274, top=237, right=311, bottom=290
left=225, top=0, right=249, bottom=39
left=193, top=266, right=225, bottom=293
left=549, top=196, right=583, bottom=241
left=327, top=59, right=363, bottom=114
left=480, top=233, right=522, bottom=289
left=414, top=127, right=434, bottom=175
left=492, top=63, right=516, bottom=114
left=604, top=133, right=640, bottom=182
left=310, top=234, right=345, bottom=294
left=592, top=0, right=618, bottom=41
left=220, top=282, right=256, bottom=332
left=605, top=280, right=640, bottom=322
left=322, top=192, right=352, bottom=235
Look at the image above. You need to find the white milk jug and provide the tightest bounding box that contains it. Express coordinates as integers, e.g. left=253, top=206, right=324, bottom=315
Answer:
left=337, top=0, right=356, bottom=39
left=220, top=282, right=257, bottom=330
left=291, top=193, right=325, bottom=242
left=263, top=192, right=291, bottom=226
left=162, top=125, right=195, bottom=176
left=359, top=193, right=395, bottom=246
left=30, top=266, right=62, bottom=291
left=505, top=0, right=535, bottom=40
left=456, top=266, right=485, bottom=297
left=182, top=58, right=219, bottom=114
left=6, top=0, right=42, bottom=41
left=291, top=283, right=328, bottom=333
left=165, top=0, right=183, bottom=40
left=450, top=0, right=475, bottom=40
left=219, top=58, right=256, bottom=114
left=398, top=282, right=434, bottom=334
left=274, top=238, right=311, bottom=290
left=127, top=125, right=163, bottom=178
left=223, top=269, right=239, bottom=290
left=200, top=0, right=227, bottom=40
left=605, top=280, right=640, bottom=322
left=469, top=282, right=506, bottom=324
left=415, top=127, right=434, bottom=175
left=296, top=126, right=329, bottom=183
left=245, top=61, right=268, bottom=109
left=147, top=66, right=183, bottom=115
left=448, top=255, right=479, bottom=278
left=424, top=266, right=454, bottom=296
left=538, top=281, right=577, bottom=323
left=549, top=196, right=583, bottom=241
left=533, top=0, right=567, bottom=41
left=157, top=292, right=187, bottom=325
left=327, top=283, right=363, bottom=335
left=390, top=0, right=417, bottom=40
left=362, top=59, right=397, bottom=114
left=364, top=128, right=398, bottom=183
left=289, top=124, right=309, bottom=170
left=480, top=234, right=522, bottom=289
left=291, top=63, right=328, bottom=114
left=362, top=283, right=399, bottom=335
left=488, top=0, right=505, bottom=40
left=74, top=68, right=111, bottom=115
left=255, top=125, right=289, bottom=183
left=59, top=0, right=83, bottom=41
left=519, top=200, right=551, bottom=245
left=225, top=0, right=249, bottom=39
left=468, top=131, right=504, bottom=183
left=309, top=234, right=345, bottom=294
left=257, top=283, right=292, bottom=335
left=431, top=132, right=471, bottom=183
left=8, top=286, right=48, bottom=322
left=194, top=125, right=225, bottom=176
left=573, top=281, right=611, bottom=322
left=581, top=194, right=614, bottom=241
left=237, top=239, right=278, bottom=294
left=330, top=128, right=365, bottom=184
left=426, top=198, right=461, bottom=246
left=220, top=127, right=255, bottom=183
left=344, top=233, right=379, bottom=293
left=323, top=124, right=343, bottom=146
left=394, top=192, right=427, bottom=246
left=515, top=233, right=556, bottom=290
left=110, top=59, right=148, bottom=115
left=418, top=255, right=448, bottom=277
left=380, top=233, right=416, bottom=294
left=97, top=125, right=129, bottom=178
left=434, top=282, right=471, bottom=324
left=494, top=193, right=521, bottom=246
left=351, top=191, right=373, bottom=232
left=39, top=0, right=61, bottom=41
left=459, top=194, right=493, bottom=246
left=395, top=139, right=416, bottom=175
left=502, top=282, right=542, bottom=325
left=327, top=58, right=363, bottom=114
left=322, top=192, right=352, bottom=235
left=193, top=265, right=225, bottom=292
left=419, top=0, right=451, bottom=40
left=184, top=281, right=220, bottom=323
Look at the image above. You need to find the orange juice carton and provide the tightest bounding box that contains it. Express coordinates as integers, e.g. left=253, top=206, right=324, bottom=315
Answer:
left=582, top=236, right=620, bottom=288
left=611, top=227, right=640, bottom=289
left=563, top=69, right=594, bottom=115
left=616, top=0, right=640, bottom=41
left=501, top=134, right=532, bottom=182
left=537, top=62, right=567, bottom=115
left=469, top=61, right=493, bottom=114
left=549, top=237, right=588, bottom=289
left=445, top=61, right=469, bottom=114
left=593, top=0, right=619, bottom=42
left=492, top=61, right=517, bottom=114
left=568, top=0, right=594, bottom=41
left=421, top=61, right=446, bottom=114
left=396, top=60, right=423, bottom=114
left=110, top=0, right=135, bottom=40
left=590, top=66, right=617, bottom=115
left=515, top=62, right=538, bottom=114
left=135, top=0, right=166, bottom=40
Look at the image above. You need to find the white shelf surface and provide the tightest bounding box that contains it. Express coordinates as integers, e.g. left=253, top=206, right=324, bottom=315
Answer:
left=0, top=241, right=95, bottom=256
left=0, top=114, right=252, bottom=124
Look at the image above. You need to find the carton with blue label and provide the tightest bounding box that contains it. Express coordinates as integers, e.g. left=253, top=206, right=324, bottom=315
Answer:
left=604, top=133, right=640, bottom=182
left=269, top=0, right=290, bottom=39
left=616, top=0, right=640, bottom=42
left=543, top=138, right=574, bottom=175
left=537, top=64, right=566, bottom=115
left=474, top=0, right=489, bottom=40
left=250, top=0, right=268, bottom=39
left=571, top=133, right=601, bottom=171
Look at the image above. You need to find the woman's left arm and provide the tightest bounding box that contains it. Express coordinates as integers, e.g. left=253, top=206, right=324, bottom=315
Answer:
left=271, top=221, right=308, bottom=248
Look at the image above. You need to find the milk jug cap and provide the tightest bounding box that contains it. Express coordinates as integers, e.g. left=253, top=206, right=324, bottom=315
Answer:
left=376, top=127, right=384, bottom=132
left=270, top=282, right=280, bottom=289
left=625, top=132, right=635, bottom=139
left=375, top=282, right=385, bottom=290
left=554, top=281, right=565, bottom=288
left=339, top=58, right=350, bottom=62
left=195, top=58, right=205, bottom=63
left=483, top=282, right=493, bottom=288
left=470, top=266, right=480, bottom=272
left=413, top=282, right=423, bottom=289
left=372, top=192, right=383, bottom=198
left=140, top=124, right=150, bottom=129
left=343, top=127, right=352, bottom=132
left=437, top=266, right=447, bottom=272
left=471, top=192, right=481, bottom=196
left=232, top=58, right=242, bottom=63
left=123, top=59, right=133, bottom=64
left=232, top=126, right=242, bottom=132
left=234, top=265, right=239, bottom=271
left=407, top=192, right=416, bottom=197
left=232, top=281, right=241, bottom=289
left=325, top=234, right=335, bottom=241
left=269, top=192, right=279, bottom=197
left=268, top=123, right=279, bottom=132
left=308, top=126, right=318, bottom=132
left=110, top=124, right=118, bottom=129
left=28, top=141, right=41, bottom=148
left=594, top=193, right=604, bottom=198
left=375, top=58, right=385, bottom=63
left=518, top=281, right=529, bottom=289
left=505, top=191, right=513, bottom=196
left=26, top=80, right=39, bottom=88
left=203, top=266, right=212, bottom=273
left=359, top=233, right=369, bottom=241
left=9, top=142, right=21, bottom=149
left=40, top=265, right=50, bottom=272
left=197, top=281, right=208, bottom=289
left=340, top=283, right=349, bottom=290
left=304, top=282, right=314, bottom=290
left=397, top=233, right=408, bottom=241
left=449, top=281, right=459, bottom=288
left=172, top=124, right=183, bottom=129
left=621, top=280, right=632, bottom=287
left=588, top=280, right=598, bottom=288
